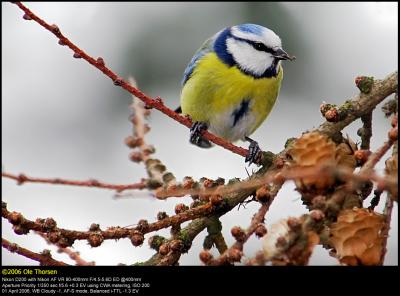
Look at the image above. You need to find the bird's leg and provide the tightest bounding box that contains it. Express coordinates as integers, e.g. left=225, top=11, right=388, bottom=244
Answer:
left=190, top=121, right=212, bottom=148
left=244, top=136, right=262, bottom=165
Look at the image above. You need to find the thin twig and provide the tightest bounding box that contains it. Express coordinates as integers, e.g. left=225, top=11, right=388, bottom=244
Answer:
left=36, top=231, right=95, bottom=266
left=2, top=238, right=69, bottom=266
left=2, top=201, right=214, bottom=245
left=360, top=112, right=373, bottom=150
left=2, top=172, right=146, bottom=192
left=12, top=2, right=248, bottom=159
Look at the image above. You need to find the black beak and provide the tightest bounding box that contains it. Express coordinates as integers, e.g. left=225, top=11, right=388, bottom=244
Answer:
left=274, top=48, right=296, bottom=61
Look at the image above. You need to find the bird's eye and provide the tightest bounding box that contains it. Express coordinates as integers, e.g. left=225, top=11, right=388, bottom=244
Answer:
left=254, top=42, right=265, bottom=50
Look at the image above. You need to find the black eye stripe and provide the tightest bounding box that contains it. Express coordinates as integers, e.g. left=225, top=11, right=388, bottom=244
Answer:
left=230, top=35, right=276, bottom=54
left=251, top=42, right=275, bottom=54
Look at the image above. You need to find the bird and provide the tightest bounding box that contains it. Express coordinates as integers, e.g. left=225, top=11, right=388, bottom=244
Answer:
left=176, top=24, right=295, bottom=164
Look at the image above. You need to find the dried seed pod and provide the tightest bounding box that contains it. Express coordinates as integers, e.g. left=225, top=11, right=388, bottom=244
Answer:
left=330, top=208, right=385, bottom=266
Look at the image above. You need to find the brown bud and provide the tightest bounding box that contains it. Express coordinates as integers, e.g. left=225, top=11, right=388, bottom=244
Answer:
left=159, top=243, right=170, bottom=255
left=96, top=57, right=105, bottom=66
left=58, top=39, right=66, bottom=46
left=23, top=13, right=32, bottom=20
left=388, top=127, right=398, bottom=142
left=276, top=236, right=287, bottom=248
left=47, top=231, right=61, bottom=244
left=287, top=217, right=301, bottom=231
left=310, top=209, right=325, bottom=222
left=137, top=219, right=149, bottom=232
left=130, top=232, right=144, bottom=247
left=129, top=151, right=143, bottom=163
left=73, top=53, right=82, bottom=59
left=325, top=108, right=339, bottom=122
left=43, top=218, right=56, bottom=230
left=88, top=233, right=104, bottom=247
left=391, top=114, right=398, bottom=127
left=355, top=76, right=374, bottom=94
left=210, top=195, right=223, bottom=206
left=228, top=248, right=242, bottom=262
left=182, top=177, right=195, bottom=189
left=143, top=124, right=151, bottom=133
left=274, top=157, right=285, bottom=169
left=17, top=174, right=27, bottom=185
left=203, top=178, right=214, bottom=188
left=89, top=223, right=100, bottom=232
left=8, top=211, right=23, bottom=225
left=320, top=103, right=332, bottom=116
left=231, top=226, right=246, bottom=242
left=175, top=203, right=188, bottom=214
left=354, top=149, right=371, bottom=165
left=50, top=24, right=60, bottom=34
left=169, top=240, right=183, bottom=252
left=58, top=237, right=74, bottom=248
left=13, top=225, right=29, bottom=235
left=311, top=195, right=326, bottom=209
left=157, top=211, right=168, bottom=221
left=256, top=186, right=270, bottom=203
left=41, top=249, right=51, bottom=257
left=124, top=136, right=143, bottom=148
left=255, top=224, right=267, bottom=238
left=199, top=250, right=213, bottom=264
left=7, top=243, right=19, bottom=253
left=113, top=77, right=123, bottom=86
left=154, top=96, right=164, bottom=104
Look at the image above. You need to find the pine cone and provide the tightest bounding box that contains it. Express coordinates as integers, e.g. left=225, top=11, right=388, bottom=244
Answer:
left=288, top=132, right=337, bottom=190
left=329, top=208, right=385, bottom=265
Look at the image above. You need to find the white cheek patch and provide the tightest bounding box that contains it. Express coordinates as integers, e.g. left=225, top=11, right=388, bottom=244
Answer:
left=226, top=38, right=274, bottom=76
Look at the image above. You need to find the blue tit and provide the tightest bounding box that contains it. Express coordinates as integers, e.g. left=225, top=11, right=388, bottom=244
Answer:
left=176, top=24, right=295, bottom=164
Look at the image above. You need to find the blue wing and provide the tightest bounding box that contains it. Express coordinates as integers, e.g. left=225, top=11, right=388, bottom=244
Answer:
left=181, top=34, right=217, bottom=86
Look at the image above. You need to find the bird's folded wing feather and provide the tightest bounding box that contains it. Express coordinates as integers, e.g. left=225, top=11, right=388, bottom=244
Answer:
left=181, top=33, right=219, bottom=86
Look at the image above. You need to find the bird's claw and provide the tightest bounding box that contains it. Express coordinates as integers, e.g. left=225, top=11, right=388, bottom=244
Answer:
left=245, top=136, right=262, bottom=165
left=190, top=121, right=212, bottom=148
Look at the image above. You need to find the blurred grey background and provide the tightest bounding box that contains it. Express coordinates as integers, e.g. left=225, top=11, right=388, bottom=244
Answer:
left=2, top=2, right=398, bottom=265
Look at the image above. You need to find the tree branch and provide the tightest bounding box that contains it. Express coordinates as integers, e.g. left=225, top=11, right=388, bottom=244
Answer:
left=2, top=238, right=69, bottom=266
left=12, top=1, right=248, bottom=159
left=2, top=172, right=146, bottom=192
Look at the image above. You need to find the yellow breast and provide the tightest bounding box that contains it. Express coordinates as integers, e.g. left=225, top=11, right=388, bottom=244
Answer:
left=180, top=52, right=283, bottom=141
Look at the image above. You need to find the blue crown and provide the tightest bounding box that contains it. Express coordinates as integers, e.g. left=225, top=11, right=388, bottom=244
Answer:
left=236, top=23, right=265, bottom=36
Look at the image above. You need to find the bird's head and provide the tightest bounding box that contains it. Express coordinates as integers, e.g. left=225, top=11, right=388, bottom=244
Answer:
left=214, top=24, right=295, bottom=78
